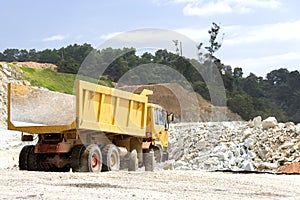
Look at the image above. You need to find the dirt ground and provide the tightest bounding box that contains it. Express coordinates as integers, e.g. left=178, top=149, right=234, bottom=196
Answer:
left=0, top=169, right=300, bottom=200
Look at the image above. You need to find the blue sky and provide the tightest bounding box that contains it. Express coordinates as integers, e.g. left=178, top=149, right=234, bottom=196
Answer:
left=1, top=0, right=300, bottom=77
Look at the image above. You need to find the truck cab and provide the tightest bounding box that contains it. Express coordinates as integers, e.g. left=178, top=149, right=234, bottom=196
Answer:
left=145, top=103, right=173, bottom=162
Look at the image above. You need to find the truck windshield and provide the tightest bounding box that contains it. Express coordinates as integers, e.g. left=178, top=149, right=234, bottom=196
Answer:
left=154, top=109, right=167, bottom=126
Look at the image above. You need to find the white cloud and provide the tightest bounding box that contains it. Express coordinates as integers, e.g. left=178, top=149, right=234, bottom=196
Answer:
left=174, top=0, right=282, bottom=16
left=224, top=51, right=300, bottom=77
left=233, top=0, right=281, bottom=9
left=183, top=1, right=232, bottom=16
left=99, top=29, right=193, bottom=44
left=224, top=20, right=300, bottom=46
left=42, top=34, right=69, bottom=42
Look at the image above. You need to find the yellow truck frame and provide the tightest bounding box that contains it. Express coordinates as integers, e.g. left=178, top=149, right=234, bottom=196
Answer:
left=8, top=80, right=173, bottom=172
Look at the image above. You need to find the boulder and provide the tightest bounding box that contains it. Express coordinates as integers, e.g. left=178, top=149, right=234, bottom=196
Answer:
left=262, top=117, right=278, bottom=129
left=163, top=162, right=174, bottom=170
left=174, top=160, right=188, bottom=169
left=242, top=128, right=252, bottom=139
left=253, top=116, right=262, bottom=128
left=242, top=160, right=254, bottom=171
left=280, top=142, right=295, bottom=150
left=295, top=124, right=300, bottom=134
left=244, top=138, right=255, bottom=149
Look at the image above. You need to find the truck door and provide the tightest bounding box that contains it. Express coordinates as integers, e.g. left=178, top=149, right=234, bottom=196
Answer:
left=153, top=108, right=168, bottom=149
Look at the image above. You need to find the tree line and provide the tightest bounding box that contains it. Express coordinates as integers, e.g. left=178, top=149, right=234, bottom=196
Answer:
left=0, top=44, right=299, bottom=123
left=0, top=43, right=93, bottom=74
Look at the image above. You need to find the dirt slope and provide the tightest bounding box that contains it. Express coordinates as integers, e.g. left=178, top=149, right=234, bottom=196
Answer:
left=15, top=61, right=57, bottom=70
left=121, top=83, right=241, bottom=122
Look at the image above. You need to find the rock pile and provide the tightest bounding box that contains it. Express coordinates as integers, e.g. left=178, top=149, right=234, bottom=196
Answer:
left=0, top=62, right=30, bottom=128
left=168, top=118, right=300, bottom=172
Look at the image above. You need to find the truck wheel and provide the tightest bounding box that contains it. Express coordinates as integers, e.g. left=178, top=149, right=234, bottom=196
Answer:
left=101, top=144, right=120, bottom=172
left=27, top=145, right=38, bottom=171
left=128, top=150, right=138, bottom=171
left=71, top=145, right=85, bottom=172
left=19, top=145, right=31, bottom=170
left=151, top=147, right=162, bottom=163
left=81, top=144, right=102, bottom=172
left=162, top=152, right=169, bottom=162
left=144, top=150, right=154, bottom=172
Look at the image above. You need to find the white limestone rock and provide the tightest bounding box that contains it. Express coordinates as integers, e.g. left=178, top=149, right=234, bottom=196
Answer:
left=242, top=160, right=255, bottom=171
left=262, top=117, right=278, bottom=129
left=253, top=116, right=262, bottom=128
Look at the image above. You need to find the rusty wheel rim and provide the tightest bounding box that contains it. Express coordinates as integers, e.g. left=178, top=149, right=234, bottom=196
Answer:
left=91, top=152, right=100, bottom=171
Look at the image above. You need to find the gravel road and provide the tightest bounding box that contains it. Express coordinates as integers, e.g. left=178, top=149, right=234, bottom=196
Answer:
left=1, top=169, right=300, bottom=200
left=1, top=128, right=300, bottom=200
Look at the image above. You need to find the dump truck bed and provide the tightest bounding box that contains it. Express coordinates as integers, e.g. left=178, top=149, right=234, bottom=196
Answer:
left=7, top=83, right=76, bottom=133
left=76, top=80, right=150, bottom=136
left=8, top=80, right=152, bottom=137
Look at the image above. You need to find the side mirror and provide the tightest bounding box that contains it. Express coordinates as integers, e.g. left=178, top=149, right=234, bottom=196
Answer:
left=168, top=112, right=174, bottom=122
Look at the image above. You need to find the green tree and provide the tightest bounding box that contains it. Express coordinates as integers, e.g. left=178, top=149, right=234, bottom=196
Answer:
left=140, top=52, right=154, bottom=63
left=227, top=93, right=255, bottom=120
left=28, top=49, right=37, bottom=61
left=197, top=22, right=224, bottom=63
left=3, top=49, right=19, bottom=61
left=17, top=49, right=29, bottom=61
left=232, top=67, right=243, bottom=90
left=241, top=73, right=264, bottom=98
left=37, top=49, right=60, bottom=63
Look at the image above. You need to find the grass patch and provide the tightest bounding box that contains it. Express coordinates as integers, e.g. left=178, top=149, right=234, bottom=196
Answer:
left=20, top=67, right=76, bottom=94
left=18, top=67, right=114, bottom=94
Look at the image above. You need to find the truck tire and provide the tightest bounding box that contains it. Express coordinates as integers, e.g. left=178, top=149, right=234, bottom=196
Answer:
left=162, top=151, right=169, bottom=162
left=71, top=145, right=85, bottom=172
left=81, top=144, right=102, bottom=172
left=144, top=150, right=154, bottom=172
left=128, top=150, right=138, bottom=171
left=151, top=146, right=163, bottom=163
left=19, top=145, right=31, bottom=170
left=27, top=145, right=39, bottom=171
left=101, top=144, right=120, bottom=172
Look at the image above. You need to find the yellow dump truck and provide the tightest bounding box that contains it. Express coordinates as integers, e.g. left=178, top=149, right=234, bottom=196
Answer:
left=7, top=80, right=174, bottom=172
